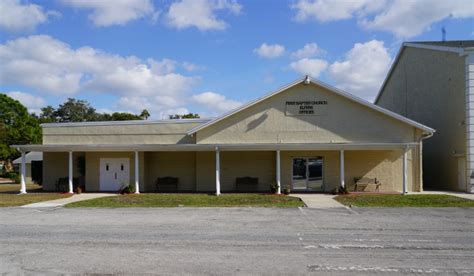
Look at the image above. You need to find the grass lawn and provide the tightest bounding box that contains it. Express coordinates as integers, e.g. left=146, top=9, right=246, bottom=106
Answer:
left=67, top=193, right=304, bottom=208
left=335, top=194, right=474, bottom=207
left=0, top=183, right=71, bottom=207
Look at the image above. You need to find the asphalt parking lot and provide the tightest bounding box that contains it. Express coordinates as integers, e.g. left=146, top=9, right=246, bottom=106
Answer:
left=0, top=207, right=473, bottom=275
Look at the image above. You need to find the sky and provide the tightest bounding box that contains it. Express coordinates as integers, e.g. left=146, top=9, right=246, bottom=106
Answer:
left=0, top=0, right=473, bottom=119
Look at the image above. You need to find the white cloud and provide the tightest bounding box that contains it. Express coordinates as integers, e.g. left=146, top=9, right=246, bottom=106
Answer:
left=61, top=0, right=157, bottom=27
left=0, top=35, right=196, bottom=97
left=290, top=58, right=328, bottom=78
left=361, top=0, right=474, bottom=38
left=328, top=40, right=392, bottom=101
left=254, top=43, right=285, bottom=59
left=166, top=0, right=241, bottom=31
left=292, top=0, right=382, bottom=22
left=291, top=43, right=326, bottom=59
left=116, top=96, right=190, bottom=119
left=292, top=0, right=474, bottom=38
left=6, top=91, right=46, bottom=114
left=0, top=0, right=58, bottom=32
left=192, top=92, right=241, bottom=114
left=182, top=62, right=205, bottom=72
left=0, top=35, right=201, bottom=119
left=148, top=58, right=177, bottom=74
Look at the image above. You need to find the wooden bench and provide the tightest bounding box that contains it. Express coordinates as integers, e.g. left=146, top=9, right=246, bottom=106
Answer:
left=156, top=177, right=179, bottom=192
left=354, top=177, right=381, bottom=192
left=236, top=177, right=258, bottom=192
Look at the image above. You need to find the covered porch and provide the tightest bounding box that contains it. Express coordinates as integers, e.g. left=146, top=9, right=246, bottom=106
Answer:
left=13, top=142, right=420, bottom=195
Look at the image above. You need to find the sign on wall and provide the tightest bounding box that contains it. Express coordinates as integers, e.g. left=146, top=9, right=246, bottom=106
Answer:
left=285, top=100, right=328, bottom=116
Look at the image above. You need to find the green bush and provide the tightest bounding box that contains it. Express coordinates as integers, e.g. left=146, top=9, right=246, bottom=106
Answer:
left=120, top=183, right=136, bottom=194
left=269, top=182, right=279, bottom=194
left=4, top=171, right=19, bottom=182
left=332, top=186, right=349, bottom=195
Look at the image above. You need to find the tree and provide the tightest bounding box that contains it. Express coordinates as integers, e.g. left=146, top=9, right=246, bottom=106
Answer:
left=38, top=106, right=56, bottom=124
left=0, top=94, right=41, bottom=171
left=53, top=98, right=98, bottom=122
left=140, top=109, right=150, bottom=120
left=169, top=113, right=200, bottom=119
left=98, top=112, right=143, bottom=121
left=40, top=98, right=148, bottom=122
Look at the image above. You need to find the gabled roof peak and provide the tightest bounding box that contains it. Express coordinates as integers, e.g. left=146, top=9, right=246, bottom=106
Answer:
left=187, top=76, right=434, bottom=135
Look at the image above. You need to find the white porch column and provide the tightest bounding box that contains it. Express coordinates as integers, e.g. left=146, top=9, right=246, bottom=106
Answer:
left=402, top=147, right=408, bottom=194
left=19, top=151, right=26, bottom=194
left=134, top=151, right=140, bottom=194
left=68, top=151, right=73, bottom=193
left=340, top=150, right=345, bottom=189
left=276, top=150, right=281, bottom=194
left=215, top=147, right=221, bottom=196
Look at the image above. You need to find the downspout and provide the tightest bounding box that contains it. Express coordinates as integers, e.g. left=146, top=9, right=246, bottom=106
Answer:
left=417, top=131, right=435, bottom=192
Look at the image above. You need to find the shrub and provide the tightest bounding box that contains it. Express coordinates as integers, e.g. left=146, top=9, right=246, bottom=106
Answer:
left=119, top=183, right=136, bottom=194
left=3, top=171, right=20, bottom=183
left=332, top=186, right=349, bottom=195
left=4, top=171, right=18, bottom=180
left=13, top=174, right=20, bottom=184
left=339, top=185, right=349, bottom=194
left=269, top=182, right=279, bottom=194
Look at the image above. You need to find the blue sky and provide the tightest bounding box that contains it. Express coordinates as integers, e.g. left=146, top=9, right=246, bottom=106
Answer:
left=1, top=0, right=473, bottom=119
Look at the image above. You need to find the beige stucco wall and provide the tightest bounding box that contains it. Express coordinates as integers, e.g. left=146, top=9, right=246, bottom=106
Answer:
left=42, top=152, right=83, bottom=191
left=196, top=82, right=419, bottom=144
left=377, top=47, right=465, bottom=191
left=280, top=149, right=417, bottom=193
left=85, top=152, right=145, bottom=192
left=42, top=121, right=202, bottom=145
left=220, top=151, right=275, bottom=192
left=344, top=149, right=417, bottom=192
left=42, top=148, right=418, bottom=193
left=196, top=151, right=215, bottom=192
left=144, top=152, right=196, bottom=192
left=176, top=150, right=418, bottom=193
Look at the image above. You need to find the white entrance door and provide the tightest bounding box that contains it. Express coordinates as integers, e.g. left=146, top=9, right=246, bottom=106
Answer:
left=100, top=158, right=130, bottom=191
left=457, top=157, right=466, bottom=191
left=292, top=157, right=324, bottom=191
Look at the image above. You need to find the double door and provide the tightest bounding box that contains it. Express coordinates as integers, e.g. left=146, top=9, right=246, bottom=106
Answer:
left=100, top=158, right=130, bottom=191
left=292, top=157, right=324, bottom=191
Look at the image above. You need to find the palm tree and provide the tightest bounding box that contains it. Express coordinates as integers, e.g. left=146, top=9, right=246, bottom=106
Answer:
left=140, top=109, right=150, bottom=120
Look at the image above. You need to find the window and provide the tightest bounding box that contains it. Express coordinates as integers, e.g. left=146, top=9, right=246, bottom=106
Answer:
left=121, top=164, right=124, bottom=171
left=106, top=164, right=109, bottom=171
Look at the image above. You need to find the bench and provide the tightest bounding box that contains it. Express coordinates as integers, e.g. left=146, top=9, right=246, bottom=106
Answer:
left=156, top=177, right=179, bottom=192
left=236, top=177, right=259, bottom=192
left=354, top=177, right=381, bottom=192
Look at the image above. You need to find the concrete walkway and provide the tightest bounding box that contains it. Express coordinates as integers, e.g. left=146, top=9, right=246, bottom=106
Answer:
left=22, top=193, right=117, bottom=208
left=292, top=194, right=346, bottom=208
